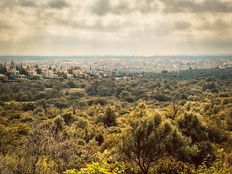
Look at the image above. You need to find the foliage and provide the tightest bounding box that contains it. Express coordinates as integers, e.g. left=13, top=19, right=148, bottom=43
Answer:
left=97, top=106, right=117, bottom=127
left=197, top=149, right=232, bottom=174
left=177, top=112, right=208, bottom=143
left=121, top=114, right=190, bottom=174
left=0, top=68, right=232, bottom=174
left=155, top=157, right=193, bottom=174
left=65, top=151, right=125, bottom=174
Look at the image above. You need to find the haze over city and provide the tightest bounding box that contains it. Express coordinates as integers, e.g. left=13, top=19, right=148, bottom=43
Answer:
left=0, top=0, right=232, bottom=56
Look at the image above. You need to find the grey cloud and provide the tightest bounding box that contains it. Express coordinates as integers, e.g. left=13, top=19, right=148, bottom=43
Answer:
left=91, top=0, right=159, bottom=16
left=161, top=0, right=232, bottom=13
left=161, top=0, right=197, bottom=13
left=92, top=0, right=111, bottom=16
left=174, top=21, right=192, bottom=30
left=112, top=2, right=132, bottom=14
left=197, top=19, right=231, bottom=31
left=47, top=0, right=70, bottom=9
left=92, top=0, right=131, bottom=16
left=155, top=21, right=192, bottom=36
left=136, top=0, right=159, bottom=13
left=17, top=0, right=37, bottom=7
left=201, top=0, right=232, bottom=13
left=0, top=0, right=37, bottom=9
left=0, top=0, right=70, bottom=9
left=44, top=13, right=130, bottom=32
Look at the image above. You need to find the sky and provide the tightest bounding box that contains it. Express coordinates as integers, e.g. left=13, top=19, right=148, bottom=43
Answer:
left=0, top=0, right=232, bottom=56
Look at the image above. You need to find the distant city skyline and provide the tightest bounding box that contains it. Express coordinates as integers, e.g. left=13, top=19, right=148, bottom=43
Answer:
left=0, top=0, right=232, bottom=55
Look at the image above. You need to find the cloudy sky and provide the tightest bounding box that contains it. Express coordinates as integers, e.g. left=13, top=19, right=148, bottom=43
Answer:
left=0, top=0, right=232, bottom=55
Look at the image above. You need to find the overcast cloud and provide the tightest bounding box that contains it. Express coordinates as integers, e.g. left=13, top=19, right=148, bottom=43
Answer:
left=0, top=0, right=232, bottom=55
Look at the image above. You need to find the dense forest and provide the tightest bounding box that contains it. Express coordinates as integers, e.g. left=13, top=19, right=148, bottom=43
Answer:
left=0, top=68, right=232, bottom=174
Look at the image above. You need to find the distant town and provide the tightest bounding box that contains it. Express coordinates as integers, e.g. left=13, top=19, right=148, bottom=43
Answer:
left=0, top=56, right=232, bottom=81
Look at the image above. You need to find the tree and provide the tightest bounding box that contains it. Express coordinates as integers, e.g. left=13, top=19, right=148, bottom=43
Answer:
left=47, top=136, right=84, bottom=173
left=121, top=114, right=189, bottom=174
left=177, top=113, right=208, bottom=144
left=103, top=106, right=117, bottom=127
left=19, top=123, right=50, bottom=174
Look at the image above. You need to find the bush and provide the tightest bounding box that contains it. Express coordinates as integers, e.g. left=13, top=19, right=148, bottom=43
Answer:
left=102, top=106, right=117, bottom=127
left=222, top=98, right=232, bottom=105
left=76, top=117, right=88, bottom=129
left=226, top=108, right=232, bottom=130
left=52, top=116, right=65, bottom=134
left=22, top=103, right=36, bottom=111
left=33, top=107, right=44, bottom=115
left=207, top=126, right=227, bottom=143
left=35, top=92, right=46, bottom=100
left=197, top=149, right=232, bottom=174
left=95, top=132, right=104, bottom=145
left=0, top=94, right=10, bottom=101
left=192, top=141, right=216, bottom=167
left=77, top=100, right=88, bottom=108
left=155, top=157, right=193, bottom=174
left=119, top=91, right=135, bottom=103
left=16, top=92, right=29, bottom=102
left=66, top=81, right=76, bottom=88
left=202, top=82, right=217, bottom=91
left=152, top=94, right=171, bottom=102
left=177, top=113, right=208, bottom=143
left=62, top=113, right=74, bottom=126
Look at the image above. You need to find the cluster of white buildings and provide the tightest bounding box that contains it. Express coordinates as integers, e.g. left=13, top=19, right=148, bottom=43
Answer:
left=0, top=62, right=87, bottom=80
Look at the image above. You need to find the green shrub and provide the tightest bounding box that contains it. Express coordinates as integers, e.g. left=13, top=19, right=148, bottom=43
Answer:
left=103, top=106, right=116, bottom=127
left=62, top=112, right=74, bottom=126
left=155, top=157, right=193, bottom=174
left=52, top=116, right=65, bottom=134
left=178, top=112, right=208, bottom=143
left=95, top=132, right=104, bottom=145
left=76, top=117, right=88, bottom=129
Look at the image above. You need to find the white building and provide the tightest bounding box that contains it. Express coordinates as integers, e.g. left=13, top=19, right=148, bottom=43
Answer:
left=42, top=70, right=55, bottom=78
left=10, top=69, right=19, bottom=77
left=28, top=70, right=37, bottom=76
left=66, top=73, right=74, bottom=79
left=18, top=75, right=27, bottom=79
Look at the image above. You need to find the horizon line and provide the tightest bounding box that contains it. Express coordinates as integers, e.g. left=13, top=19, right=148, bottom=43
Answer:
left=0, top=54, right=232, bottom=57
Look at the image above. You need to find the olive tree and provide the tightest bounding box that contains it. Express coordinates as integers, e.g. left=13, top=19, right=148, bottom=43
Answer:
left=121, top=114, right=189, bottom=174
